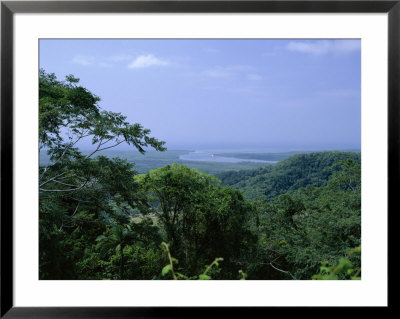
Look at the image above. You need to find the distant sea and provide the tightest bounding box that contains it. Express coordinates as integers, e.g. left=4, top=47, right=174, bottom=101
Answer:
left=179, top=151, right=277, bottom=163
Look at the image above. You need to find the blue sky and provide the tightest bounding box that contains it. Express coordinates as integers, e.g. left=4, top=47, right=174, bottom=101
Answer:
left=39, top=39, right=361, bottom=152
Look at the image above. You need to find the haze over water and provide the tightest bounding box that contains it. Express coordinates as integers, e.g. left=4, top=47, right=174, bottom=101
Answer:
left=179, top=151, right=277, bottom=163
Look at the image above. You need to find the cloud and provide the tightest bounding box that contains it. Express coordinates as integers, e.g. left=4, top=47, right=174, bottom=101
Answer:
left=71, top=52, right=151, bottom=68
left=246, top=74, right=263, bottom=81
left=287, top=40, right=360, bottom=55
left=71, top=55, right=112, bottom=68
left=128, top=54, right=170, bottom=68
left=71, top=55, right=95, bottom=66
left=97, top=62, right=113, bottom=68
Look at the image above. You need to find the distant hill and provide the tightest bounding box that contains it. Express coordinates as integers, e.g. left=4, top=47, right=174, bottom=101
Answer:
left=214, top=151, right=305, bottom=162
left=39, top=149, right=269, bottom=175
left=216, top=151, right=361, bottom=201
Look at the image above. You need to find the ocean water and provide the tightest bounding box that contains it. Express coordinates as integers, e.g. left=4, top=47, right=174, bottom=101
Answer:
left=179, top=151, right=277, bottom=163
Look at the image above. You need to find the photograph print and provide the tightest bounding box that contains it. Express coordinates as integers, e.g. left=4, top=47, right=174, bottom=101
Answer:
left=39, top=39, right=361, bottom=280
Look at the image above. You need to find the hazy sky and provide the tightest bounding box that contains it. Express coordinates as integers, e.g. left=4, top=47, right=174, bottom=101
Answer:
left=40, top=39, right=361, bottom=152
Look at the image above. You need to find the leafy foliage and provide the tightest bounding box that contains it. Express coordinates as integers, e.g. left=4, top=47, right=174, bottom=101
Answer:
left=160, top=242, right=229, bottom=280
left=39, top=71, right=361, bottom=281
left=312, top=247, right=361, bottom=280
left=141, top=164, right=257, bottom=278
left=217, top=151, right=361, bottom=201
left=247, top=158, right=361, bottom=279
left=39, top=70, right=165, bottom=279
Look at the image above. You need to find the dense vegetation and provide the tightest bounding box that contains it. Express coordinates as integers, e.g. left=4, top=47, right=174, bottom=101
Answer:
left=39, top=71, right=361, bottom=280
left=216, top=151, right=361, bottom=201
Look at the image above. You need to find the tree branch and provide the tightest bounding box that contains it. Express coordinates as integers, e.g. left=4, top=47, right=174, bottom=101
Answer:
left=40, top=131, right=89, bottom=180
left=269, top=261, right=297, bottom=280
left=39, top=180, right=89, bottom=193
left=39, top=172, right=67, bottom=187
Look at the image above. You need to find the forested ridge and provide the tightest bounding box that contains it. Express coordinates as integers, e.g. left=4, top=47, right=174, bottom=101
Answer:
left=216, top=151, right=361, bottom=201
left=39, top=71, right=361, bottom=280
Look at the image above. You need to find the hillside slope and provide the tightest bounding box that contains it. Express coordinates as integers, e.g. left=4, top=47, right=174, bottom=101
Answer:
left=216, top=151, right=361, bottom=201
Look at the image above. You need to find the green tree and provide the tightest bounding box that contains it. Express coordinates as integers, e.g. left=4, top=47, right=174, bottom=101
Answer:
left=140, top=164, right=218, bottom=251
left=96, top=225, right=137, bottom=279
left=249, top=158, right=361, bottom=280
left=141, top=164, right=257, bottom=278
left=217, top=151, right=361, bottom=201
left=39, top=70, right=165, bottom=279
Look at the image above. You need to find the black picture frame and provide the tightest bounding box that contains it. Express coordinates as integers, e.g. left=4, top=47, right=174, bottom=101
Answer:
left=1, top=0, right=396, bottom=317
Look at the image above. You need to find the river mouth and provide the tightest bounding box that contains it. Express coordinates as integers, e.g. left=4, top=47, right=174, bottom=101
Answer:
left=179, top=151, right=277, bottom=164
